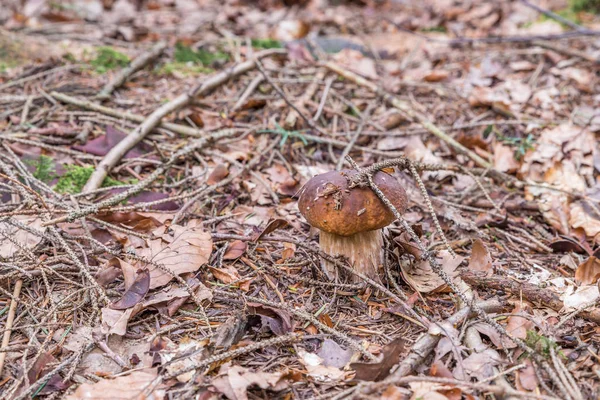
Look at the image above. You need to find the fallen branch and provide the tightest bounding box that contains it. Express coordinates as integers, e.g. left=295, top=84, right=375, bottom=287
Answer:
left=462, top=271, right=600, bottom=324
left=83, top=48, right=285, bottom=192
left=0, top=279, right=23, bottom=376
left=51, top=91, right=207, bottom=137
left=97, top=41, right=167, bottom=100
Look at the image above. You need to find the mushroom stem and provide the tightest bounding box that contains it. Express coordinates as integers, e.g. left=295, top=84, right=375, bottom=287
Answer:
left=319, top=229, right=384, bottom=282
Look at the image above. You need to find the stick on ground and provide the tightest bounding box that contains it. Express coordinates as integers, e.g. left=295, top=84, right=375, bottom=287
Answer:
left=82, top=48, right=285, bottom=192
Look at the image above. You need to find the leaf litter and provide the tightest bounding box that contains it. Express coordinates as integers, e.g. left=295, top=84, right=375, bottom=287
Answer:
left=1, top=0, right=600, bottom=399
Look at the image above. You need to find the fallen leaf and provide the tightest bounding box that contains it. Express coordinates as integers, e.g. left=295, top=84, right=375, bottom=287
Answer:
left=247, top=302, right=294, bottom=335
left=297, top=349, right=346, bottom=382
left=317, top=339, right=354, bottom=369
left=223, top=240, right=247, bottom=260
left=516, top=359, right=538, bottom=391
left=563, top=284, right=600, bottom=311
left=506, top=304, right=534, bottom=345
left=423, top=70, right=449, bottom=82
left=101, top=307, right=135, bottom=336
left=138, top=222, right=212, bottom=289
left=66, top=369, right=164, bottom=400
left=207, top=164, right=230, bottom=185
left=350, top=338, right=404, bottom=381
left=73, top=126, right=151, bottom=158
left=467, top=239, right=493, bottom=276
left=575, top=256, right=600, bottom=285
left=211, top=363, right=288, bottom=400
left=110, top=268, right=150, bottom=310
left=208, top=265, right=242, bottom=284
left=253, top=218, right=289, bottom=241
left=0, top=217, right=43, bottom=258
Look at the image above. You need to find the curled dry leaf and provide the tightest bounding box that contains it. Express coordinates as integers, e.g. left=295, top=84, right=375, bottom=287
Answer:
left=137, top=222, right=212, bottom=289
left=110, top=268, right=150, bottom=310
left=66, top=369, right=164, bottom=400
left=207, top=163, right=230, bottom=185
left=247, top=302, right=294, bottom=335
left=350, top=338, right=405, bottom=382
left=211, top=363, right=288, bottom=400
left=575, top=256, right=600, bottom=285
left=101, top=307, right=135, bottom=336
left=253, top=218, right=289, bottom=241
left=297, top=349, right=346, bottom=382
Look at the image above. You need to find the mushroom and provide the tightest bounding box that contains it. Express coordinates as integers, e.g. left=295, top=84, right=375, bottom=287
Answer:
left=298, top=169, right=407, bottom=281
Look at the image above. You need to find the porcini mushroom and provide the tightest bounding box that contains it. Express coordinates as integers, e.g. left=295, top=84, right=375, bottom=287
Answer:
left=298, top=169, right=407, bottom=281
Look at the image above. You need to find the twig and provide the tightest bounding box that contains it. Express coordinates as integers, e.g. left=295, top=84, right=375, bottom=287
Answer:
left=42, top=129, right=237, bottom=226
left=520, top=0, right=583, bottom=31
left=50, top=91, right=207, bottom=137
left=324, top=61, right=492, bottom=169
left=336, top=103, right=374, bottom=170
left=0, top=64, right=86, bottom=91
left=255, top=59, right=328, bottom=136
left=232, top=74, right=264, bottom=111
left=97, top=41, right=167, bottom=100
left=0, top=279, right=23, bottom=376
left=83, top=49, right=283, bottom=192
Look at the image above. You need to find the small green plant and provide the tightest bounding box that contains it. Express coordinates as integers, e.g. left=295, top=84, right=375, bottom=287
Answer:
left=27, top=155, right=56, bottom=183
left=55, top=165, right=124, bottom=194
left=250, top=38, right=283, bottom=49
left=90, top=47, right=130, bottom=73
left=174, top=43, right=228, bottom=66
left=485, top=125, right=535, bottom=161
left=525, top=331, right=564, bottom=358
left=259, top=123, right=309, bottom=148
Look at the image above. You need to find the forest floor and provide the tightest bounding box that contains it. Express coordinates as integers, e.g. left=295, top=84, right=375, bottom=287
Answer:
left=1, top=0, right=600, bottom=399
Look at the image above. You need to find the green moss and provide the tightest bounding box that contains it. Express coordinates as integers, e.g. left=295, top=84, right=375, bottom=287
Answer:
left=90, top=47, right=130, bottom=74
left=55, top=165, right=124, bottom=194
left=174, top=43, right=228, bottom=66
left=156, top=62, right=213, bottom=76
left=570, top=0, right=600, bottom=13
left=250, top=38, right=283, bottom=49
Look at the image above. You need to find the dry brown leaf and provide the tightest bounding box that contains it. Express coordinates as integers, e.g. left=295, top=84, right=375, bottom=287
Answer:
left=223, top=240, right=247, bottom=260
left=516, top=359, right=538, bottom=392
left=505, top=304, right=533, bottom=347
left=493, top=142, right=520, bottom=173
left=138, top=222, right=212, bottom=289
left=333, top=49, right=377, bottom=79
left=208, top=265, right=241, bottom=284
left=423, top=70, right=449, bottom=82
left=207, top=164, right=230, bottom=185
left=570, top=202, right=600, bottom=242
left=400, top=250, right=464, bottom=293
left=66, top=369, right=164, bottom=400
left=101, top=307, right=135, bottom=336
left=575, top=256, right=600, bottom=285
left=0, top=216, right=43, bottom=258
left=211, top=363, right=288, bottom=400
left=467, top=239, right=493, bottom=276
left=350, top=338, right=404, bottom=382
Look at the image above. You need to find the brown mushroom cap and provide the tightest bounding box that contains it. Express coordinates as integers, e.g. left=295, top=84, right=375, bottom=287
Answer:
left=298, top=169, right=408, bottom=237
